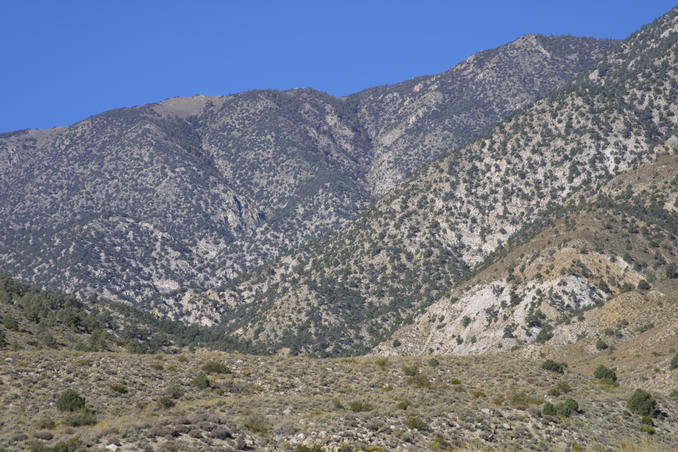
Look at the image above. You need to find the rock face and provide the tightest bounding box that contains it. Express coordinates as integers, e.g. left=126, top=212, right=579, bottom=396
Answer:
left=0, top=35, right=615, bottom=304
left=172, top=8, right=678, bottom=356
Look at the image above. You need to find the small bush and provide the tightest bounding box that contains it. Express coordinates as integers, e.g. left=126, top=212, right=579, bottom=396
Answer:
left=56, top=390, right=85, bottom=412
left=404, top=416, right=429, bottom=431
left=4, top=315, right=19, bottom=331
left=166, top=385, right=184, bottom=399
left=427, top=358, right=439, bottom=367
left=669, top=353, right=678, bottom=370
left=543, top=399, right=578, bottom=417
left=510, top=391, right=539, bottom=409
left=202, top=361, right=231, bottom=374
left=548, top=381, right=572, bottom=396
left=449, top=377, right=461, bottom=385
left=191, top=372, right=210, bottom=389
left=294, top=445, right=325, bottom=452
left=396, top=400, right=410, bottom=410
left=556, top=398, right=579, bottom=417
left=596, top=339, right=609, bottom=350
left=535, top=326, right=554, bottom=343
left=157, top=396, right=176, bottom=409
left=541, top=359, right=567, bottom=374
left=110, top=383, right=128, bottom=394
left=627, top=389, right=657, bottom=417
left=63, top=409, right=97, bottom=426
left=402, top=364, right=418, bottom=376
left=637, top=280, right=650, bottom=291
left=669, top=389, right=678, bottom=399
left=36, top=417, right=55, bottom=430
left=375, top=357, right=388, bottom=369
left=542, top=402, right=557, bottom=416
left=594, top=365, right=617, bottom=384
left=243, top=416, right=269, bottom=433
left=348, top=400, right=373, bottom=412
left=332, top=398, right=343, bottom=409
left=408, top=373, right=432, bottom=388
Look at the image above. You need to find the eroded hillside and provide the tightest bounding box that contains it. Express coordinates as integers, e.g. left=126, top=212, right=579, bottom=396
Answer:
left=169, top=9, right=678, bottom=356
left=0, top=35, right=614, bottom=306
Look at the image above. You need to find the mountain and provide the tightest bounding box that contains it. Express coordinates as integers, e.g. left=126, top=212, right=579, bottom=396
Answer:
left=170, top=8, right=678, bottom=356
left=0, top=35, right=615, bottom=305
left=375, top=151, right=678, bottom=370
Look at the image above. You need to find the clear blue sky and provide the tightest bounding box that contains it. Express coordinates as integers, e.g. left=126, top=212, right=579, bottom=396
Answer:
left=1, top=1, right=675, bottom=132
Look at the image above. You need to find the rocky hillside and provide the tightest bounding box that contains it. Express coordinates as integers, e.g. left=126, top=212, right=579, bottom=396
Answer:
left=3, top=273, right=678, bottom=451
left=0, top=35, right=615, bottom=304
left=170, top=8, right=678, bottom=355
left=375, top=152, right=678, bottom=367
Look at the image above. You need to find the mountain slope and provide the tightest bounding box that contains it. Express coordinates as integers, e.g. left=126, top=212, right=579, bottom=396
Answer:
left=172, top=8, right=678, bottom=355
left=375, top=152, right=678, bottom=365
left=0, top=35, right=615, bottom=304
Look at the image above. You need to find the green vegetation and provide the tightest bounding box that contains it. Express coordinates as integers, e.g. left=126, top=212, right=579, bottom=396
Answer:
left=201, top=361, right=231, bottom=374
left=541, top=359, right=567, bottom=374
left=594, top=365, right=617, bottom=384
left=627, top=389, right=657, bottom=417
left=542, top=399, right=579, bottom=417
left=404, top=416, right=429, bottom=431
left=191, top=372, right=211, bottom=389
left=670, top=353, right=678, bottom=370
left=348, top=400, right=373, bottom=412
left=56, top=390, right=85, bottom=412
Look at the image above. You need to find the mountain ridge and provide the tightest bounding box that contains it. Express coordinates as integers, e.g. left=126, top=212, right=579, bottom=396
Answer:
left=0, top=33, right=616, bottom=306
left=168, top=8, right=677, bottom=356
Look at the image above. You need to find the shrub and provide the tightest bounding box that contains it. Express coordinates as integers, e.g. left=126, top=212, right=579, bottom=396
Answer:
left=542, top=402, right=557, bottom=416
left=543, top=399, right=578, bottom=417
left=556, top=398, right=579, bottom=417
left=56, top=390, right=85, bottom=412
left=375, top=357, right=388, bottom=369
left=535, top=326, right=554, bottom=343
left=202, top=361, right=231, bottom=374
left=428, top=358, right=439, bottom=367
left=36, top=417, right=55, bottom=430
left=596, top=339, right=609, bottom=350
left=627, top=389, right=657, bottom=417
left=594, top=365, right=617, bottom=384
left=541, top=359, right=567, bottom=374
left=348, top=400, right=373, bottom=412
left=404, top=416, right=429, bottom=431
left=110, top=383, right=128, bottom=394
left=294, top=445, right=325, bottom=452
left=396, top=400, right=410, bottom=410
left=243, top=416, right=269, bottom=433
left=0, top=328, right=6, bottom=348
left=157, top=396, right=176, bottom=409
left=670, top=353, right=678, bottom=370
left=510, top=391, right=539, bottom=409
left=449, top=377, right=461, bottom=385
left=166, top=385, right=184, bottom=399
left=548, top=381, right=572, bottom=396
left=192, top=372, right=210, bottom=389
left=669, top=389, right=678, bottom=399
left=637, top=280, right=650, bottom=291
left=63, top=409, right=97, bottom=426
left=401, top=364, right=419, bottom=376
left=4, top=315, right=19, bottom=331
left=408, top=373, right=431, bottom=388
